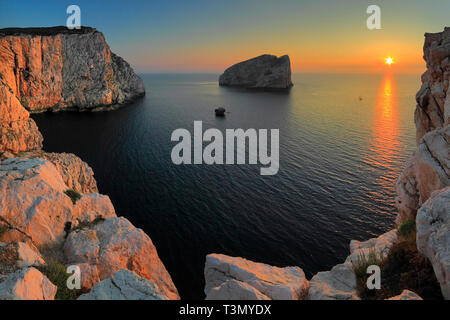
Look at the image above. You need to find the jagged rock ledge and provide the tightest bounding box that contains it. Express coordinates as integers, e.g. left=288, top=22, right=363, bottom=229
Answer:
left=0, top=26, right=145, bottom=113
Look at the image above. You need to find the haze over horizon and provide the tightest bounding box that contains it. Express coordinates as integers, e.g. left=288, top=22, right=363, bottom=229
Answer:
left=0, top=0, right=448, bottom=74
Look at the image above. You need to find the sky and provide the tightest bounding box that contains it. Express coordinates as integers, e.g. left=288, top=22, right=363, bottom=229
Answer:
left=0, top=0, right=448, bottom=74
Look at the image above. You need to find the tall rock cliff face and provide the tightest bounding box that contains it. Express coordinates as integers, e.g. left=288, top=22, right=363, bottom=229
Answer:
left=396, top=28, right=450, bottom=225
left=0, top=27, right=145, bottom=113
left=396, top=28, right=450, bottom=300
left=415, top=27, right=450, bottom=143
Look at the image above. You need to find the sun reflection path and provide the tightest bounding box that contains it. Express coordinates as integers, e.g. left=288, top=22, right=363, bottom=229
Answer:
left=365, top=73, right=401, bottom=200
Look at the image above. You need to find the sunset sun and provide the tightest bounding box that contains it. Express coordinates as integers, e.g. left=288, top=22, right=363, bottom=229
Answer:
left=385, top=57, right=394, bottom=66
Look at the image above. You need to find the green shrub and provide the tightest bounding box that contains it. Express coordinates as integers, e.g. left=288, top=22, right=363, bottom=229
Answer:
left=353, top=250, right=384, bottom=300
left=355, top=236, right=443, bottom=300
left=38, top=259, right=79, bottom=300
left=0, top=225, right=8, bottom=237
left=398, top=219, right=416, bottom=243
left=64, top=189, right=82, bottom=205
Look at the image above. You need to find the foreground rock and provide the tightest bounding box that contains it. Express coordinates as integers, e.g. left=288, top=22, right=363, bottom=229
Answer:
left=78, top=269, right=169, bottom=300
left=204, top=254, right=308, bottom=300
left=219, top=55, right=293, bottom=90
left=0, top=158, right=115, bottom=246
left=0, top=242, right=45, bottom=274
left=63, top=217, right=179, bottom=300
left=346, top=229, right=398, bottom=265
left=416, top=187, right=450, bottom=300
left=206, top=279, right=271, bottom=300
left=0, top=82, right=43, bottom=155
left=395, top=125, right=449, bottom=224
left=386, top=290, right=423, bottom=300
left=0, top=27, right=145, bottom=113
left=309, top=263, right=359, bottom=300
left=41, top=152, right=98, bottom=193
left=0, top=267, right=56, bottom=300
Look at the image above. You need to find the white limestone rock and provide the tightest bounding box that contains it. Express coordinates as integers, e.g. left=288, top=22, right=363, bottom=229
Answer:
left=308, top=263, right=360, bottom=300
left=204, top=254, right=308, bottom=300
left=0, top=267, right=57, bottom=300
left=416, top=187, right=450, bottom=300
left=78, top=269, right=168, bottom=300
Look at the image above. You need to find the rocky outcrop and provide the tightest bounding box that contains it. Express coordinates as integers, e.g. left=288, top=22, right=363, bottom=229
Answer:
left=0, top=82, right=43, bottom=154
left=0, top=157, right=115, bottom=246
left=386, top=290, right=423, bottom=300
left=204, top=254, right=308, bottom=300
left=63, top=217, right=179, bottom=299
left=416, top=187, right=450, bottom=300
left=0, top=267, right=56, bottom=300
left=0, top=242, right=44, bottom=273
left=0, top=27, right=145, bottom=113
left=41, top=152, right=98, bottom=193
left=308, top=229, right=398, bottom=300
left=346, top=229, right=398, bottom=265
left=78, top=269, right=169, bottom=300
left=309, top=262, right=359, bottom=300
left=395, top=125, right=449, bottom=224
left=415, top=27, right=450, bottom=143
left=219, top=55, right=293, bottom=90
left=396, top=28, right=450, bottom=224
left=0, top=156, right=179, bottom=300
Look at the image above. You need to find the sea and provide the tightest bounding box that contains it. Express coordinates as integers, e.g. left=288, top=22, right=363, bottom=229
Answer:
left=32, top=72, right=420, bottom=299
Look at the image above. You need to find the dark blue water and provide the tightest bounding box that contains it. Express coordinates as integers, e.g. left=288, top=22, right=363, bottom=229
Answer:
left=32, top=73, right=418, bottom=299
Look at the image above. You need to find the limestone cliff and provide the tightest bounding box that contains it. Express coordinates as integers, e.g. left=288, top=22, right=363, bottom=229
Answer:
left=396, top=28, right=450, bottom=224
left=0, top=27, right=145, bottom=113
left=415, top=27, right=450, bottom=143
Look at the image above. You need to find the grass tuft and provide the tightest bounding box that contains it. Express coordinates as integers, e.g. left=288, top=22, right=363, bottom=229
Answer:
left=37, top=258, right=79, bottom=300
left=398, top=219, right=416, bottom=243
left=354, top=227, right=443, bottom=300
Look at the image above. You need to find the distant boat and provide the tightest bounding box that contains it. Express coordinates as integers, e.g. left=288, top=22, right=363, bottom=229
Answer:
left=215, top=107, right=226, bottom=117
left=358, top=96, right=363, bottom=101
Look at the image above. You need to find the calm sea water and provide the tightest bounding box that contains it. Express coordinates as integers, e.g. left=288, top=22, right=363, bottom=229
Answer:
left=33, top=73, right=419, bottom=299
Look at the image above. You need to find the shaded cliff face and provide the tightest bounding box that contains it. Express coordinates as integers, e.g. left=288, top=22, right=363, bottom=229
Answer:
left=415, top=27, right=450, bottom=143
left=0, top=27, right=145, bottom=113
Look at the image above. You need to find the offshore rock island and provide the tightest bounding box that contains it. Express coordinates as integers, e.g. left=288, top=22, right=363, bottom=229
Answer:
left=219, top=54, right=293, bottom=90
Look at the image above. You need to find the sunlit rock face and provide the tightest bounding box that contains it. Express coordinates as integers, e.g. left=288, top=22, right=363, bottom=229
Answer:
left=63, top=217, right=180, bottom=300
left=416, top=187, right=450, bottom=300
left=0, top=27, right=145, bottom=113
left=219, top=54, right=293, bottom=90
left=0, top=82, right=43, bottom=154
left=0, top=267, right=57, bottom=300
left=0, top=157, right=116, bottom=246
left=415, top=27, right=450, bottom=143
